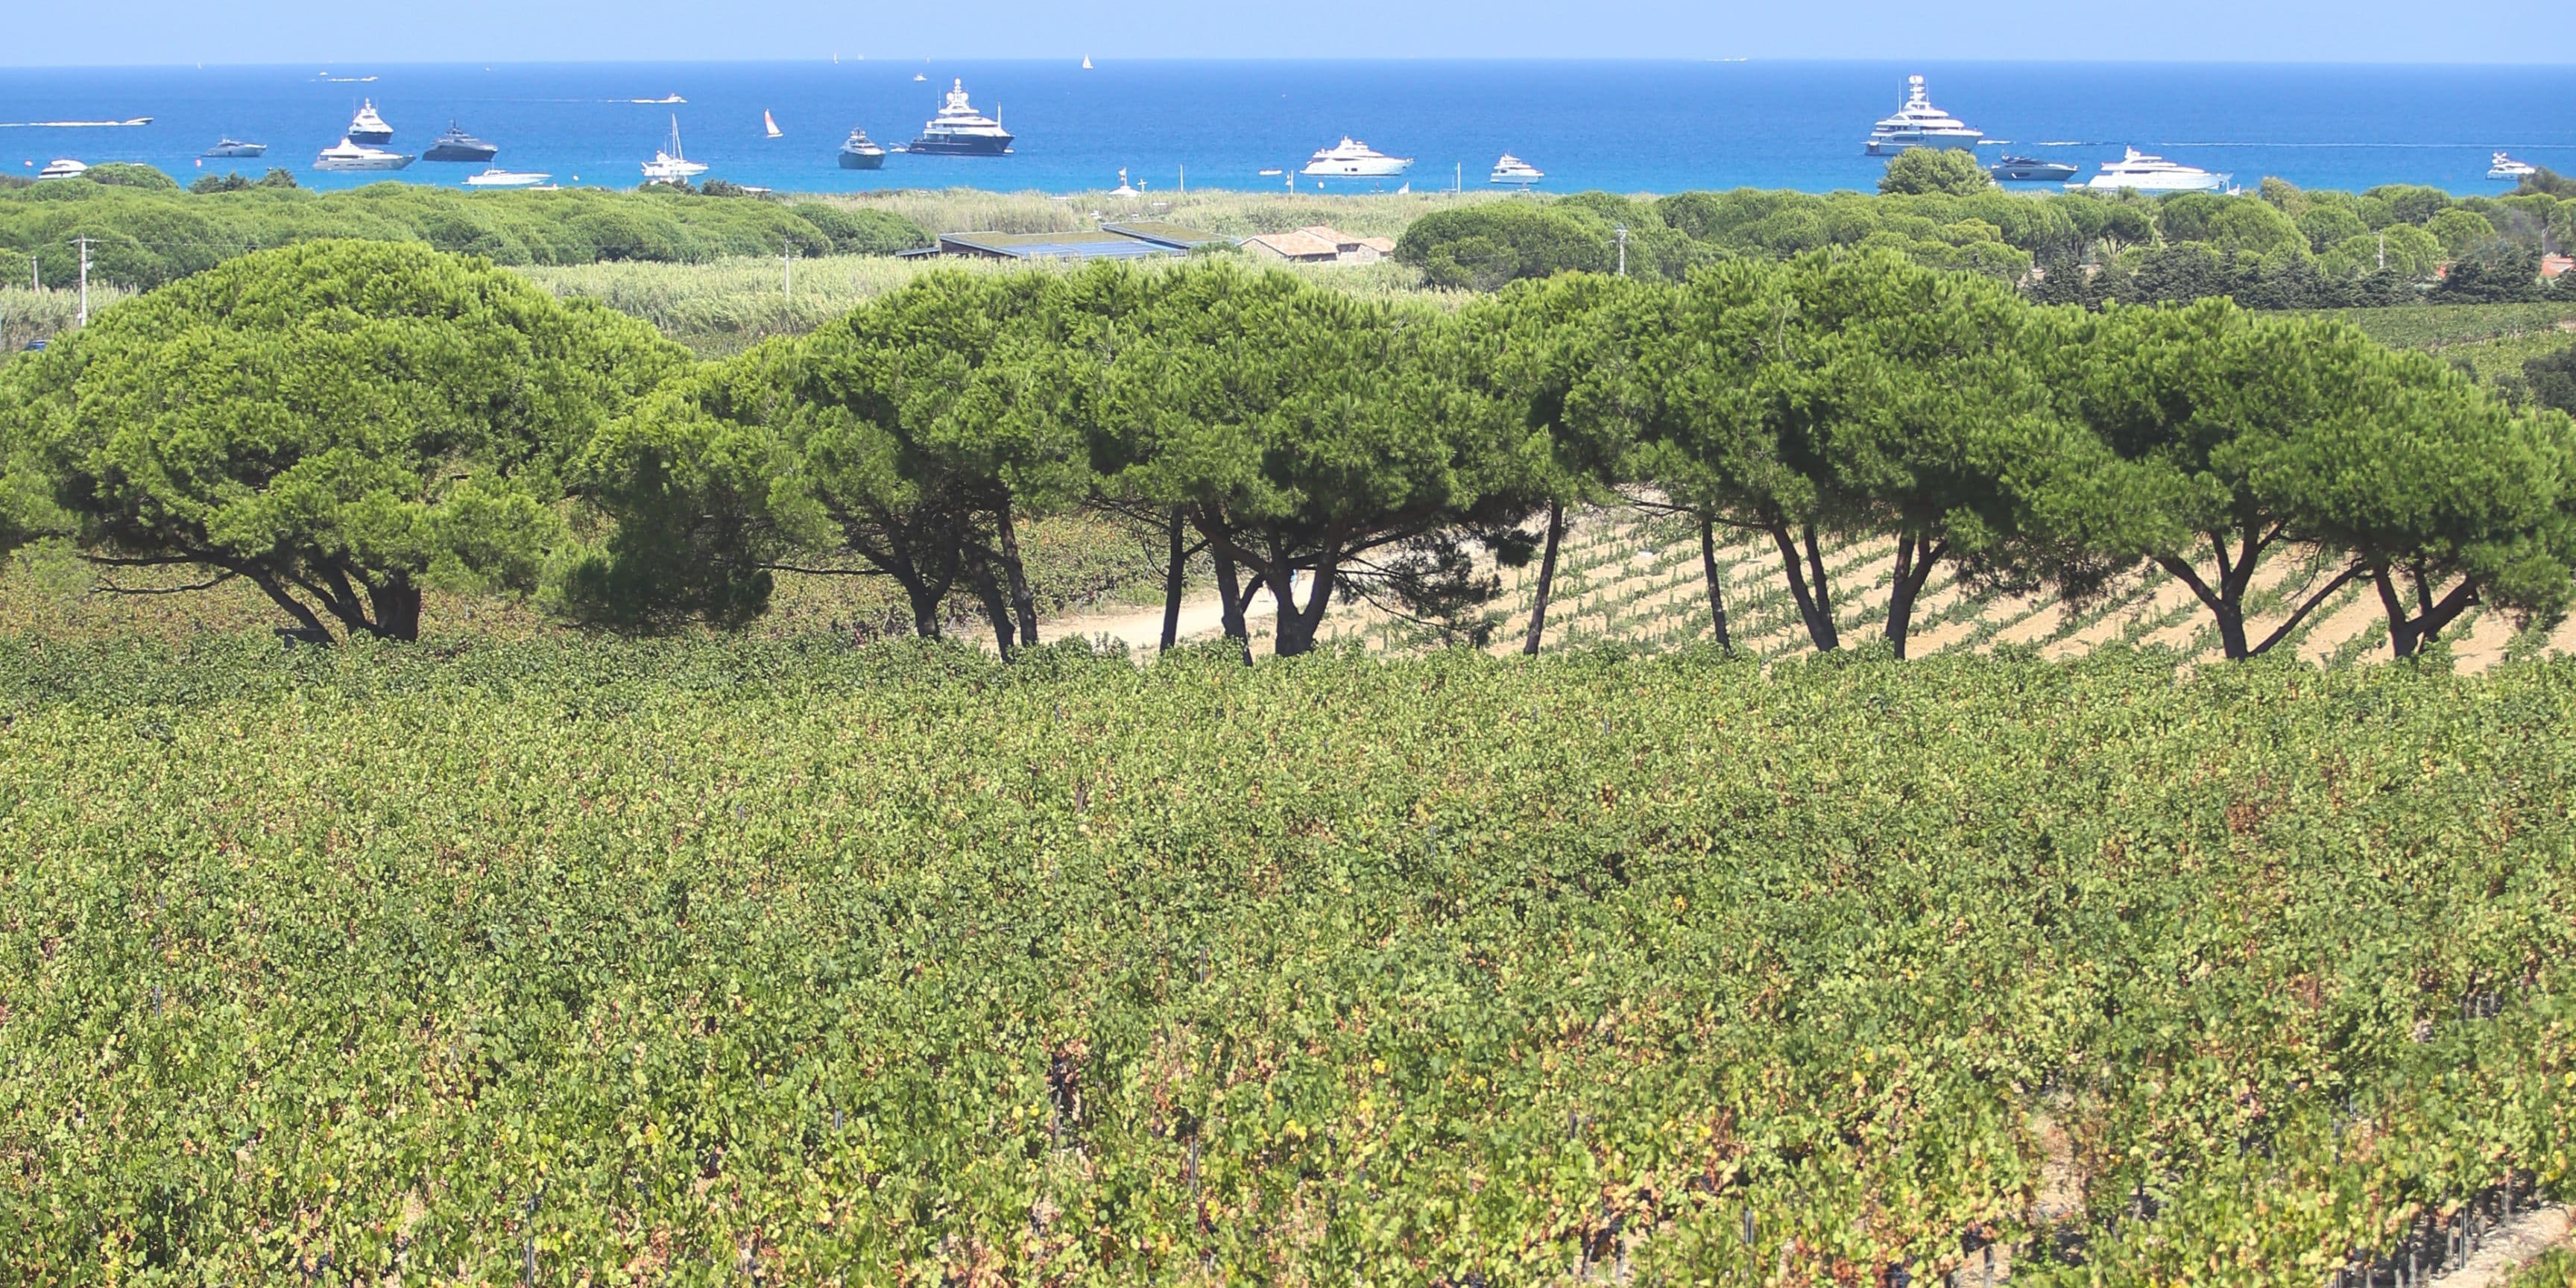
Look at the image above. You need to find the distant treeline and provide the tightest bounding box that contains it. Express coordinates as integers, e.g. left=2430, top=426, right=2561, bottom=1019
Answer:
left=1397, top=172, right=2576, bottom=309
left=0, top=165, right=931, bottom=290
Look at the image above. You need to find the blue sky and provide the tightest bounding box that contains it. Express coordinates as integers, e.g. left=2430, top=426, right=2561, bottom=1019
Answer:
left=8, top=0, right=2571, bottom=66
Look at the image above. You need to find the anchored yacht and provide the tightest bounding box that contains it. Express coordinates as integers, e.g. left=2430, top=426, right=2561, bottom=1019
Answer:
left=344, top=98, right=394, bottom=145
left=1989, top=155, right=2078, bottom=182
left=1864, top=75, right=1983, bottom=155
left=2489, top=152, right=2539, bottom=180
left=837, top=127, right=887, bottom=169
left=422, top=123, right=499, bottom=162
left=641, top=116, right=708, bottom=183
left=1489, top=153, right=1544, bottom=186
left=313, top=138, right=414, bottom=171
left=906, top=79, right=1013, bottom=155
left=2075, top=148, right=2230, bottom=194
left=463, top=168, right=552, bottom=188
left=34, top=159, right=87, bottom=181
left=1302, top=136, right=1411, bottom=178
left=203, top=138, right=267, bottom=158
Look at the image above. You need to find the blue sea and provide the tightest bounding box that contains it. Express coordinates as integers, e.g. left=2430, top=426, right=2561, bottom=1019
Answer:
left=3, top=60, right=2574, bottom=198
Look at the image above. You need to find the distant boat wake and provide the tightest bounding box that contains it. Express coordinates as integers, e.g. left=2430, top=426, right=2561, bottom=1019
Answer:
left=0, top=118, right=154, bottom=127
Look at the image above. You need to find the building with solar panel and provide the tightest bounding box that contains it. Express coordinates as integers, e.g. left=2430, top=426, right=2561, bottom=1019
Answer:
left=922, top=221, right=1232, bottom=262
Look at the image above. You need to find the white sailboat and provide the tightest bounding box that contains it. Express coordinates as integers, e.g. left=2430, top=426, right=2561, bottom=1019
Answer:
left=763, top=110, right=782, bottom=139
left=1082, top=55, right=1094, bottom=69
left=641, top=116, right=708, bottom=183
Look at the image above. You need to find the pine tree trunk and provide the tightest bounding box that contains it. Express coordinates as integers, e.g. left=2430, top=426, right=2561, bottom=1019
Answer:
left=1161, top=508, right=1188, bottom=651
left=1522, top=500, right=1565, bottom=657
left=1699, top=516, right=1729, bottom=651
left=997, top=497, right=1038, bottom=648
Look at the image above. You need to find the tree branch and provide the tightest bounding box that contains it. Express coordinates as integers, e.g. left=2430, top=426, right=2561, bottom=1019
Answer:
left=2250, top=563, right=2366, bottom=657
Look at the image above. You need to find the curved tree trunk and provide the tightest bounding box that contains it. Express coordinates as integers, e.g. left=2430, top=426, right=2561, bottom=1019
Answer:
left=1272, top=561, right=1338, bottom=658
left=1882, top=531, right=1945, bottom=661
left=996, top=496, right=1038, bottom=648
left=971, top=570, right=1015, bottom=655
left=1160, top=508, right=1189, bottom=651
left=1521, top=501, right=1565, bottom=657
left=366, top=578, right=424, bottom=643
left=2373, top=562, right=2478, bottom=659
left=1770, top=523, right=1840, bottom=652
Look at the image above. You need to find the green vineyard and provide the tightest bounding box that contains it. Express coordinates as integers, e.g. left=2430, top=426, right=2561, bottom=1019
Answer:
left=3, top=637, right=2572, bottom=1284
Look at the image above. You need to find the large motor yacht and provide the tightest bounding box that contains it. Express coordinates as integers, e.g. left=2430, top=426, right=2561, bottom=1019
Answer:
left=345, top=98, right=394, bottom=145
left=1301, top=136, right=1412, bottom=178
left=313, top=138, right=414, bottom=171
left=463, top=168, right=552, bottom=188
left=2488, top=152, right=2539, bottom=180
left=838, top=127, right=887, bottom=169
left=2075, top=148, right=2231, bottom=194
left=642, top=116, right=709, bottom=183
left=1988, top=155, right=2078, bottom=183
left=203, top=138, right=268, bottom=158
left=423, top=123, right=499, bottom=162
left=1489, top=153, right=1545, bottom=186
left=1863, top=75, right=1984, bottom=156
left=906, top=80, right=1013, bottom=156
left=34, top=159, right=88, bottom=181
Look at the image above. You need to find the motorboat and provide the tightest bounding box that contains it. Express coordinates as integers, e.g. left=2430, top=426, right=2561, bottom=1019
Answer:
left=313, top=138, right=414, bottom=171
left=907, top=79, right=1013, bottom=156
left=203, top=138, right=268, bottom=158
left=34, top=158, right=87, bottom=181
left=463, top=168, right=552, bottom=188
left=345, top=98, right=393, bottom=145
left=641, top=115, right=708, bottom=182
left=1489, top=153, right=1544, bottom=186
left=1988, top=155, right=2079, bottom=182
left=629, top=93, right=686, bottom=104
left=837, top=127, right=886, bottom=169
left=422, top=123, right=499, bottom=162
left=2074, top=148, right=2231, bottom=194
left=1302, top=136, right=1412, bottom=178
left=1864, top=75, right=1984, bottom=155
left=2489, top=151, right=2539, bottom=180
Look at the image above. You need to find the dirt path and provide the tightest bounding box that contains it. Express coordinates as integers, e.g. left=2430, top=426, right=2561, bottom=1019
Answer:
left=2435, top=1204, right=2570, bottom=1287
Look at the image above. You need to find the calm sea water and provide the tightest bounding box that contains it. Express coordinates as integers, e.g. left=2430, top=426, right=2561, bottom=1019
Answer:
left=3, top=60, right=2573, bottom=198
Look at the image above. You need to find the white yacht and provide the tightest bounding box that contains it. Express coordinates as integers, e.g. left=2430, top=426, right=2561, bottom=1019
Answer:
left=1302, top=136, right=1412, bottom=178
left=1108, top=167, right=1139, bottom=197
left=1489, top=153, right=1544, bottom=186
left=464, top=168, right=553, bottom=188
left=2488, top=152, right=2539, bottom=180
left=2075, top=148, right=2231, bottom=194
left=345, top=98, right=394, bottom=145
left=1864, top=75, right=1983, bottom=155
left=641, top=116, right=708, bottom=183
left=34, top=158, right=88, bottom=181
left=313, top=138, right=414, bottom=171
left=906, top=80, right=1013, bottom=156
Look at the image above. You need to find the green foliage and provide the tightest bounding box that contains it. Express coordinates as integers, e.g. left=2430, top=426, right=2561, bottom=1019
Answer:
left=1875, top=146, right=1992, bottom=197
left=78, top=162, right=179, bottom=192
left=2529, top=344, right=2576, bottom=417
left=3, top=241, right=689, bottom=640
left=1396, top=201, right=1614, bottom=291
left=4, top=638, right=2576, bottom=1281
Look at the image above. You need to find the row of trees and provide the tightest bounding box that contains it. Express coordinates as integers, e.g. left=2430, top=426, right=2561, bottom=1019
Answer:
left=5, top=240, right=2572, bottom=661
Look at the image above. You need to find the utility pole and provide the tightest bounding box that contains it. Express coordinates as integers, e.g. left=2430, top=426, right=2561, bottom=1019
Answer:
left=2377, top=231, right=2386, bottom=272
left=75, top=237, right=91, bottom=327
left=1614, top=225, right=1629, bottom=278
left=30, top=252, right=38, bottom=293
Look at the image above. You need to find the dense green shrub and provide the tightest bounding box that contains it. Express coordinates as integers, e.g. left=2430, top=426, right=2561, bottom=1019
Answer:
left=1396, top=201, right=1615, bottom=289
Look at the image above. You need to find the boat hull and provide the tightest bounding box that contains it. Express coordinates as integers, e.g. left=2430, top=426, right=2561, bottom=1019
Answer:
left=1303, top=159, right=1412, bottom=177
left=203, top=145, right=267, bottom=158
left=2080, top=172, right=2229, bottom=194
left=839, top=150, right=887, bottom=170
left=1866, top=130, right=1983, bottom=157
left=906, top=135, right=1012, bottom=157
left=1990, top=162, right=2079, bottom=182
left=424, top=142, right=499, bottom=162
left=315, top=157, right=413, bottom=171
left=347, top=129, right=394, bottom=146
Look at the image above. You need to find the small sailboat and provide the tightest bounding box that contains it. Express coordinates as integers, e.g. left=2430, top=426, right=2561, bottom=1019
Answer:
left=641, top=115, right=708, bottom=183
left=912, top=72, right=928, bottom=81
left=1082, top=55, right=1094, bottom=69
left=764, top=110, right=783, bottom=139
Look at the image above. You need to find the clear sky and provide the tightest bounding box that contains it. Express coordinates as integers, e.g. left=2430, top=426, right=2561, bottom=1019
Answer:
left=7, top=0, right=2571, bottom=66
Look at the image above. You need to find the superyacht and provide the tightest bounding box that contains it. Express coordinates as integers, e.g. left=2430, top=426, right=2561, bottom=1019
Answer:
left=906, top=80, right=1013, bottom=156
left=1863, top=75, right=1983, bottom=155
left=2075, top=148, right=2230, bottom=194
left=2488, top=152, right=2538, bottom=180
left=422, top=123, right=499, bottom=162
left=1302, top=136, right=1412, bottom=178
left=344, top=98, right=394, bottom=145
left=838, top=126, right=887, bottom=169
left=314, top=138, right=414, bottom=171
left=203, top=137, right=267, bottom=158
left=1489, top=154, right=1544, bottom=186
left=641, top=116, right=708, bottom=183
left=1988, top=155, right=2077, bottom=182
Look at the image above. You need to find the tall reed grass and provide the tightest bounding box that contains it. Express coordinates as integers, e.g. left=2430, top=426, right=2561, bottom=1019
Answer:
left=0, top=284, right=134, bottom=358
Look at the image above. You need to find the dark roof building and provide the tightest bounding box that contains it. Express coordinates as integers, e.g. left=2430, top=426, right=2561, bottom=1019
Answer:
left=928, top=221, right=1229, bottom=262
